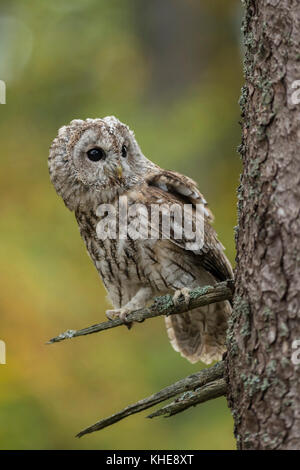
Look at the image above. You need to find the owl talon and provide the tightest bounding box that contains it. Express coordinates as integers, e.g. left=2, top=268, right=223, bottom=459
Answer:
left=172, top=288, right=191, bottom=306
left=106, top=308, right=132, bottom=330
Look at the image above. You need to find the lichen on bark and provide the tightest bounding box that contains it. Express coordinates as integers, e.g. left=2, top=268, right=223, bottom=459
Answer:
left=226, top=0, right=300, bottom=450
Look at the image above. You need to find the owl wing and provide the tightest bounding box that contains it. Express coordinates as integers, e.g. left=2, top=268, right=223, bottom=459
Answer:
left=141, top=170, right=233, bottom=364
left=145, top=169, right=213, bottom=220
left=143, top=169, right=233, bottom=281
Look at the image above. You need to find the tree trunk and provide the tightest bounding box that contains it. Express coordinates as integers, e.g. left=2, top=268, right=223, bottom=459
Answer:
left=225, top=0, right=300, bottom=449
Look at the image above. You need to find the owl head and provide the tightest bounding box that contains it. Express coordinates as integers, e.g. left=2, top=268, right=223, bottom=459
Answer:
left=48, top=116, right=156, bottom=210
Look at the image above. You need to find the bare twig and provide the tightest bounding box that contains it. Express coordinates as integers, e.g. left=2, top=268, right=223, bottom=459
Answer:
left=147, top=378, right=227, bottom=419
left=48, top=280, right=233, bottom=345
left=76, top=361, right=224, bottom=438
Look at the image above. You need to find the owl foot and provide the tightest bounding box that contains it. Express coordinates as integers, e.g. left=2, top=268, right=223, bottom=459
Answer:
left=172, top=288, right=192, bottom=307
left=106, top=308, right=132, bottom=330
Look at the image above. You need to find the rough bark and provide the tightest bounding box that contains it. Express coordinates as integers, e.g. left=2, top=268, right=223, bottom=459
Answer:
left=225, top=0, right=300, bottom=450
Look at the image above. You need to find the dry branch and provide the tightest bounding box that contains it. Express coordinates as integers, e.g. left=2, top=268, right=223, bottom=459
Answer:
left=48, top=280, right=233, bottom=345
left=76, top=361, right=225, bottom=438
left=147, top=378, right=227, bottom=418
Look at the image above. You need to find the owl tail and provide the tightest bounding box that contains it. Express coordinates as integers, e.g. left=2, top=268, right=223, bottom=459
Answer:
left=165, top=300, right=231, bottom=364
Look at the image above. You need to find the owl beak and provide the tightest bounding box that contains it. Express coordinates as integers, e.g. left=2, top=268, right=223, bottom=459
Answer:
left=117, top=163, right=123, bottom=179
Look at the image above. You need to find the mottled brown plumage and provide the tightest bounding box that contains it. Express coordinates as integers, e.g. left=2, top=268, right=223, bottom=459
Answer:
left=48, top=116, right=233, bottom=364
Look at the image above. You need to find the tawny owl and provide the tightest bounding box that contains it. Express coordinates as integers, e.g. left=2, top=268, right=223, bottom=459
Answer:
left=48, top=116, right=233, bottom=364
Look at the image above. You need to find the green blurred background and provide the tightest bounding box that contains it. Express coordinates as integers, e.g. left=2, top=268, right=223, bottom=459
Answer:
left=0, top=0, right=243, bottom=450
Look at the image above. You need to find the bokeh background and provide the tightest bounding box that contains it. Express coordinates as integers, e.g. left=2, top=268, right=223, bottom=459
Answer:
left=0, top=0, right=243, bottom=450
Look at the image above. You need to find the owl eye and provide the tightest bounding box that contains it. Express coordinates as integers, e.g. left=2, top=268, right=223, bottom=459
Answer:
left=86, top=147, right=106, bottom=162
left=121, top=144, right=127, bottom=158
